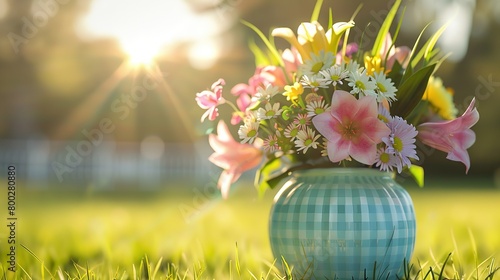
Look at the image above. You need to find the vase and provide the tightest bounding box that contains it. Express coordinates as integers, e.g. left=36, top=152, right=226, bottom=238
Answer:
left=269, top=168, right=416, bottom=280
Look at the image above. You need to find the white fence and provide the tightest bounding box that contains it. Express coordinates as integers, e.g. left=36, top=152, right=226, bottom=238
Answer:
left=0, top=139, right=215, bottom=189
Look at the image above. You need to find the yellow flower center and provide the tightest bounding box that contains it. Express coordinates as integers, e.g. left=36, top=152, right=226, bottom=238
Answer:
left=378, top=114, right=389, bottom=123
left=314, top=107, right=325, bottom=114
left=380, top=152, right=390, bottom=163
left=355, top=81, right=366, bottom=90
left=311, top=62, right=324, bottom=73
left=341, top=122, right=358, bottom=140
left=376, top=82, right=387, bottom=92
left=247, top=130, right=257, bottom=137
left=304, top=139, right=313, bottom=146
left=393, top=137, right=403, bottom=152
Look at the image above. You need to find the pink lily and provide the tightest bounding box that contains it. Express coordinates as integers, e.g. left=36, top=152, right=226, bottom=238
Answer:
left=231, top=66, right=285, bottom=97
left=417, top=98, right=479, bottom=173
left=230, top=94, right=252, bottom=125
left=231, top=48, right=299, bottom=99
left=380, top=34, right=411, bottom=71
left=312, top=90, right=390, bottom=165
left=195, top=78, right=225, bottom=122
left=209, top=121, right=263, bottom=198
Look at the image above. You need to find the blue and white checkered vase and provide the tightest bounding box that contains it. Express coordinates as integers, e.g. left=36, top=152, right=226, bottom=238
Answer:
left=269, top=168, right=416, bottom=280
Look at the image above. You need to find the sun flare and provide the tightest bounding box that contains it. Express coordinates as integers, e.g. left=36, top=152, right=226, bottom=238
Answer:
left=77, top=0, right=236, bottom=68
left=120, top=38, right=161, bottom=66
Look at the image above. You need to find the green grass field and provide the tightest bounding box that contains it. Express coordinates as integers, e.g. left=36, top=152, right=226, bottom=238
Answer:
left=1, top=178, right=499, bottom=279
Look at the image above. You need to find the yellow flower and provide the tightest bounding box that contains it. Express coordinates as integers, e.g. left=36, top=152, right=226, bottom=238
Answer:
left=283, top=82, right=304, bottom=103
left=422, top=76, right=458, bottom=120
left=364, top=55, right=383, bottom=75
left=272, top=21, right=354, bottom=61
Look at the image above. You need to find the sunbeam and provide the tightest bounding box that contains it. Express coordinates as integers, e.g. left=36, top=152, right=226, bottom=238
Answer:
left=51, top=61, right=132, bottom=141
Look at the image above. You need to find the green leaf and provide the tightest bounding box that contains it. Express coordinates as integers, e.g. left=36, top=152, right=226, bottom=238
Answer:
left=248, top=37, right=271, bottom=66
left=254, top=155, right=301, bottom=197
left=281, top=106, right=292, bottom=120
left=241, top=19, right=284, bottom=67
left=424, top=22, right=449, bottom=63
left=387, top=59, right=404, bottom=86
left=383, top=6, right=406, bottom=65
left=391, top=63, right=436, bottom=118
left=371, top=0, right=401, bottom=57
left=310, top=0, right=324, bottom=22
left=408, top=23, right=432, bottom=70
left=409, top=165, right=424, bottom=187
left=405, top=100, right=430, bottom=126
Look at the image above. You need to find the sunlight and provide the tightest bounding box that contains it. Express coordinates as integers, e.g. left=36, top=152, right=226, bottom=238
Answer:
left=120, top=37, right=162, bottom=66
left=77, top=0, right=235, bottom=67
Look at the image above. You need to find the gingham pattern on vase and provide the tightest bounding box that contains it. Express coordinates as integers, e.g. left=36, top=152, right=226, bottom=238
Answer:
left=269, top=168, right=416, bottom=280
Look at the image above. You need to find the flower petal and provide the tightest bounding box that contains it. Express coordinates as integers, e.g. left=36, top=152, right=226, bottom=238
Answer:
left=349, top=135, right=378, bottom=165
left=329, top=90, right=360, bottom=120
left=312, top=111, right=341, bottom=141
left=327, top=138, right=350, bottom=163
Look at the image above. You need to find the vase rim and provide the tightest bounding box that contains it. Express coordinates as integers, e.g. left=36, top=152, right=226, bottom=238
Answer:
left=290, top=167, right=394, bottom=178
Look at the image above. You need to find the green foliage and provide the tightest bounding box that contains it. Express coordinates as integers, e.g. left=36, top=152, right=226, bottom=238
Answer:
left=241, top=20, right=284, bottom=67
left=370, top=0, right=401, bottom=57
left=391, top=64, right=436, bottom=118
left=408, top=165, right=425, bottom=188
left=254, top=155, right=300, bottom=196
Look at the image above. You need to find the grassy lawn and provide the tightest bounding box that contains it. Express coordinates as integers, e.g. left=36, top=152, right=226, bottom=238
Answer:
left=1, top=178, right=499, bottom=279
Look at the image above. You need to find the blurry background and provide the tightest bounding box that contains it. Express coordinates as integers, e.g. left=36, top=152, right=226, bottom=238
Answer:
left=0, top=0, right=499, bottom=189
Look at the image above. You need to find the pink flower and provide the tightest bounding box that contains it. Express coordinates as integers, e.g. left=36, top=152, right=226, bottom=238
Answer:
left=195, top=78, right=225, bottom=122
left=379, top=34, right=411, bottom=70
left=230, top=94, right=252, bottom=125
left=335, top=42, right=358, bottom=64
left=312, top=90, right=390, bottom=165
left=417, top=98, right=479, bottom=173
left=231, top=66, right=286, bottom=97
left=208, top=121, right=263, bottom=198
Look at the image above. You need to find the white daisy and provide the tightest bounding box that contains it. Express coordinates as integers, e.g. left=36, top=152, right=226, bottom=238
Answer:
left=252, top=84, right=280, bottom=102
left=294, top=114, right=311, bottom=129
left=284, top=123, right=300, bottom=140
left=320, top=138, right=329, bottom=157
left=306, top=99, right=330, bottom=117
left=263, top=133, right=280, bottom=153
left=372, top=71, right=397, bottom=103
left=299, top=50, right=335, bottom=76
left=346, top=69, right=377, bottom=97
left=256, top=102, right=283, bottom=120
left=319, top=64, right=349, bottom=86
left=238, top=115, right=259, bottom=144
left=300, top=74, right=330, bottom=92
left=294, top=127, right=321, bottom=154
left=343, top=60, right=362, bottom=73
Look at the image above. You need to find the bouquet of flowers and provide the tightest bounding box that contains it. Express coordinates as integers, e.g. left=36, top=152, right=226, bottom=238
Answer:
left=195, top=0, right=479, bottom=198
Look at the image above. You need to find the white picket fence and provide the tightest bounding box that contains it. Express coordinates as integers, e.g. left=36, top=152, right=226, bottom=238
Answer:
left=0, top=139, right=215, bottom=189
